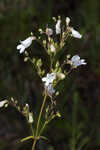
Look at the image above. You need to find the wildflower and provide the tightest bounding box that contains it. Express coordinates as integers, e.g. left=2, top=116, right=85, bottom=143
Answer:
left=45, top=84, right=55, bottom=96
left=70, top=28, right=82, bottom=39
left=42, top=73, right=56, bottom=86
left=46, top=28, right=53, bottom=36
left=69, top=55, right=86, bottom=68
left=56, top=19, right=61, bottom=34
left=0, top=100, right=8, bottom=108
left=50, top=44, right=55, bottom=53
left=17, top=36, right=36, bottom=53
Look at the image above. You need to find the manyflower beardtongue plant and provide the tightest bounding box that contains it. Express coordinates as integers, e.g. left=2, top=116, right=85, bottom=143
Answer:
left=17, top=36, right=36, bottom=53
left=69, top=55, right=86, bottom=68
left=1, top=16, right=87, bottom=150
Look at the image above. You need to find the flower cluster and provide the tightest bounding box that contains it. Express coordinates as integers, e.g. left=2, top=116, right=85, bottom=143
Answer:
left=16, top=17, right=86, bottom=96
left=55, top=16, right=82, bottom=38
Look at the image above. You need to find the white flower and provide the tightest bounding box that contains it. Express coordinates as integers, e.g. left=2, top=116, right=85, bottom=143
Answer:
left=45, top=84, right=55, bottom=96
left=42, top=73, right=56, bottom=86
left=70, top=28, right=82, bottom=39
left=0, top=100, right=8, bottom=108
left=56, top=20, right=61, bottom=34
left=70, top=55, right=86, bottom=68
left=50, top=44, right=55, bottom=53
left=46, top=28, right=53, bottom=36
left=17, top=36, right=36, bottom=53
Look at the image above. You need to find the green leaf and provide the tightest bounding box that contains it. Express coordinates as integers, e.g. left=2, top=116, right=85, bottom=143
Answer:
left=21, top=136, right=34, bottom=142
left=40, top=136, right=49, bottom=141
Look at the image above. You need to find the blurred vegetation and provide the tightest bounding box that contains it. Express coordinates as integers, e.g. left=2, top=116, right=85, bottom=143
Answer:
left=0, top=0, right=100, bottom=150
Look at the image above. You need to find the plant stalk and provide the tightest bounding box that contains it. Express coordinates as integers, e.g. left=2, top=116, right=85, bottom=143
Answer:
left=32, top=93, right=47, bottom=150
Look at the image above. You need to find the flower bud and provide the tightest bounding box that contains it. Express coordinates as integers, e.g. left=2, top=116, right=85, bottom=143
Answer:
left=46, top=28, right=53, bottom=36
left=66, top=17, right=70, bottom=26
left=50, top=44, right=55, bottom=53
left=28, top=112, right=34, bottom=123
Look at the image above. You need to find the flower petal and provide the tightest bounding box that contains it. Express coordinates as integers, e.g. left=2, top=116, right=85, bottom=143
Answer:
left=42, top=77, right=46, bottom=82
left=19, top=46, right=25, bottom=53
left=17, top=44, right=22, bottom=50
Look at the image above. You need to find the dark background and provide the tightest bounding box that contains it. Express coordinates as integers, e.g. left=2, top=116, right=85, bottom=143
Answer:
left=0, top=0, right=100, bottom=150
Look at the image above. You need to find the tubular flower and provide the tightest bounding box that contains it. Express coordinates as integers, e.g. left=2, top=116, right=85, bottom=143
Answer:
left=17, top=36, right=36, bottom=53
left=70, top=28, right=82, bottom=39
left=69, top=55, right=86, bottom=68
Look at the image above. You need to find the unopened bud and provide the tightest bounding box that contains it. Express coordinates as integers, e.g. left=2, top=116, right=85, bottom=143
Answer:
left=46, top=28, right=53, bottom=36
left=28, top=112, right=34, bottom=123
left=50, top=44, right=55, bottom=53
left=66, top=17, right=70, bottom=26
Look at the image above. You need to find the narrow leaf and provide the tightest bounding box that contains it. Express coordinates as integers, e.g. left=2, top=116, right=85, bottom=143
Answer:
left=21, top=136, right=34, bottom=142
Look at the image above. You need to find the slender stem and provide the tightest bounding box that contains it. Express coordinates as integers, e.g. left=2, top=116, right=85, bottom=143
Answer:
left=50, top=55, right=53, bottom=72
left=36, top=93, right=47, bottom=136
left=32, top=138, right=37, bottom=150
left=30, top=123, right=34, bottom=136
left=32, top=93, right=47, bottom=150
left=40, top=121, right=47, bottom=135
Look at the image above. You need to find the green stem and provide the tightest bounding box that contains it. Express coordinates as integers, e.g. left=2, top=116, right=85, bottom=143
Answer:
left=32, top=138, right=37, bottom=150
left=30, top=123, right=34, bottom=136
left=32, top=93, right=47, bottom=150
left=40, top=121, right=47, bottom=135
